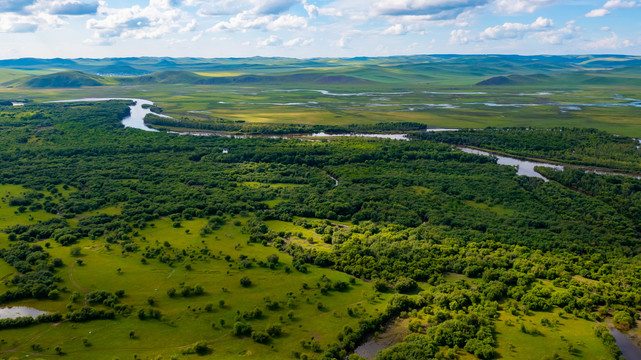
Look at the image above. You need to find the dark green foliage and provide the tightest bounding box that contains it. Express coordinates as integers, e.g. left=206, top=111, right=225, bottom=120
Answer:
left=182, top=341, right=210, bottom=355
left=240, top=276, right=252, bottom=287
left=419, top=127, right=641, bottom=172
left=67, top=307, right=115, bottom=322
left=266, top=323, right=282, bottom=337
left=0, top=313, right=62, bottom=330
left=395, top=277, right=418, bottom=293
left=232, top=322, right=252, bottom=336
left=251, top=330, right=270, bottom=344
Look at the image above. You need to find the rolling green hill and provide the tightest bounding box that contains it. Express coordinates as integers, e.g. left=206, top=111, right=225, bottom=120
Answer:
left=6, top=71, right=112, bottom=88
left=9, top=69, right=376, bottom=88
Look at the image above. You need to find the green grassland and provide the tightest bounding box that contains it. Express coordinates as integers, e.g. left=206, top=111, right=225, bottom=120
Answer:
left=0, top=212, right=390, bottom=359
left=3, top=55, right=641, bottom=136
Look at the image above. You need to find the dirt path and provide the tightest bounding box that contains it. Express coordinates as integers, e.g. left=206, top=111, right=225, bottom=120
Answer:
left=69, top=262, right=89, bottom=306
left=69, top=262, right=88, bottom=294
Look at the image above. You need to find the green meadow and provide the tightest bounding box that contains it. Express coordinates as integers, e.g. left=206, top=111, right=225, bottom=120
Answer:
left=0, top=212, right=390, bottom=359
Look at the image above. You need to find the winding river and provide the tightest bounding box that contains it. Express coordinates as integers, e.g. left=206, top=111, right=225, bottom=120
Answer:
left=46, top=98, right=640, bottom=182
left=459, top=147, right=562, bottom=181
left=47, top=97, right=169, bottom=131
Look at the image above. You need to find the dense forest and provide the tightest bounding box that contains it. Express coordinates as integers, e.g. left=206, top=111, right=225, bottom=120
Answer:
left=418, top=128, right=641, bottom=172
left=0, top=101, right=640, bottom=359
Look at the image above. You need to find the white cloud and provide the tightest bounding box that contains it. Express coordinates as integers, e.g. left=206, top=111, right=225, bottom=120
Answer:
left=585, top=32, right=634, bottom=49
left=585, top=8, right=610, bottom=17
left=585, top=0, right=637, bottom=17
left=450, top=28, right=471, bottom=44
left=257, top=34, right=282, bottom=46
left=86, top=1, right=194, bottom=42
left=209, top=12, right=307, bottom=32
left=191, top=30, right=202, bottom=41
left=536, top=20, right=579, bottom=44
left=480, top=17, right=552, bottom=40
left=337, top=35, right=350, bottom=48
left=603, top=0, right=637, bottom=9
left=283, top=36, right=313, bottom=46
left=382, top=24, right=408, bottom=35
left=493, top=0, right=554, bottom=13
left=255, top=34, right=314, bottom=48
left=0, top=0, right=100, bottom=33
left=373, top=0, right=487, bottom=19
left=302, top=1, right=342, bottom=18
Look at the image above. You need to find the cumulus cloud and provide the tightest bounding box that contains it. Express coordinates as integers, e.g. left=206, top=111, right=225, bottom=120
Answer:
left=585, top=32, right=634, bottom=49
left=536, top=21, right=580, bottom=44
left=337, top=35, right=350, bottom=48
left=257, top=34, right=282, bottom=46
left=0, top=17, right=38, bottom=32
left=585, top=8, right=610, bottom=17
left=382, top=24, right=408, bottom=35
left=256, top=34, right=314, bottom=48
left=493, top=0, right=554, bottom=14
left=586, top=0, right=637, bottom=17
left=373, top=0, right=487, bottom=19
left=0, top=0, right=96, bottom=33
left=449, top=28, right=471, bottom=44
left=603, top=0, right=637, bottom=9
left=208, top=12, right=306, bottom=32
left=85, top=0, right=195, bottom=43
left=302, top=0, right=342, bottom=18
left=480, top=17, right=552, bottom=40
left=284, top=37, right=313, bottom=46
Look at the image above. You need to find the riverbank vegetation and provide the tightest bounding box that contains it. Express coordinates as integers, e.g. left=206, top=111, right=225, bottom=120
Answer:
left=0, top=98, right=638, bottom=359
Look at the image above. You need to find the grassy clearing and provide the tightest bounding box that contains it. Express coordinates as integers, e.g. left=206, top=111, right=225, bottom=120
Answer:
left=494, top=309, right=611, bottom=359
left=0, top=184, right=59, bottom=229
left=463, top=200, right=515, bottom=216
left=0, top=215, right=388, bottom=359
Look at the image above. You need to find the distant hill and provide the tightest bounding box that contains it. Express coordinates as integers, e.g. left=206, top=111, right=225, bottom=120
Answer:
left=9, top=69, right=375, bottom=88
left=118, top=70, right=206, bottom=84
left=0, top=58, right=77, bottom=68
left=10, top=71, right=108, bottom=88
left=476, top=74, right=549, bottom=86
left=2, top=55, right=641, bottom=87
left=315, top=75, right=371, bottom=84
left=94, top=64, right=149, bottom=76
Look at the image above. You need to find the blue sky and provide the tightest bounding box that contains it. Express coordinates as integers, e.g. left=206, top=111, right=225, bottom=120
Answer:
left=0, top=0, right=639, bottom=59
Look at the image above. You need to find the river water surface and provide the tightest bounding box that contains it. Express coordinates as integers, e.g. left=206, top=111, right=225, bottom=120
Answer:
left=610, top=328, right=641, bottom=360
left=0, top=306, right=48, bottom=319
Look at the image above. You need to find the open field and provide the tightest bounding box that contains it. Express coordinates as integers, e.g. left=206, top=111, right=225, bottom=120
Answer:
left=0, top=213, right=390, bottom=359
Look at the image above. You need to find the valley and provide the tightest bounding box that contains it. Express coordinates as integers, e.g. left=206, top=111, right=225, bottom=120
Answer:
left=0, top=55, right=639, bottom=360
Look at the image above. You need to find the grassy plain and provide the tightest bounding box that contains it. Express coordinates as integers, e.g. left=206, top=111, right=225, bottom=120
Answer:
left=0, top=213, right=390, bottom=359
left=494, top=309, right=611, bottom=360
left=2, top=78, right=641, bottom=136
